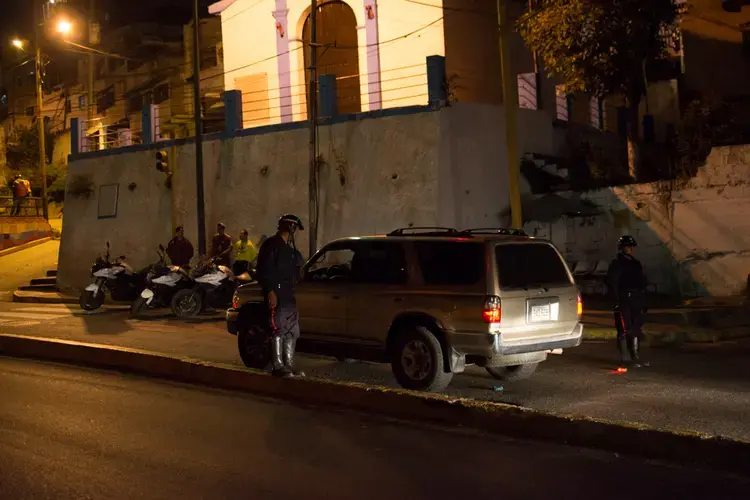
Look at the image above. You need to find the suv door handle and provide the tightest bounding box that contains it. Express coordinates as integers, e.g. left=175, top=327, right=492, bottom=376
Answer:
left=393, top=297, right=403, bottom=303
left=332, top=295, right=341, bottom=300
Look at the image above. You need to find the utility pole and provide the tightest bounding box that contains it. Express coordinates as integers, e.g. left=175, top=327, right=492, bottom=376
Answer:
left=193, top=0, right=207, bottom=256
left=307, top=0, right=319, bottom=257
left=497, top=0, right=522, bottom=229
left=35, top=1, right=48, bottom=220
left=88, top=0, right=94, bottom=123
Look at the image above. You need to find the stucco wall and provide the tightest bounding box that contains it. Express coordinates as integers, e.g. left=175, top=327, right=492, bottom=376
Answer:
left=58, top=102, right=531, bottom=291
left=523, top=144, right=750, bottom=297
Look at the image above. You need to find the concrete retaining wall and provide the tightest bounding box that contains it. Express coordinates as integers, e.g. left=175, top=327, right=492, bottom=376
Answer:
left=524, top=144, right=750, bottom=297
left=58, top=103, right=528, bottom=291
left=0, top=218, right=53, bottom=251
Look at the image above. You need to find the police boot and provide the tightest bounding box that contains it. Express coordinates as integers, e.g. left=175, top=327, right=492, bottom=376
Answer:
left=617, top=337, right=631, bottom=366
left=282, top=336, right=305, bottom=378
left=628, top=337, right=650, bottom=368
left=271, top=336, right=292, bottom=378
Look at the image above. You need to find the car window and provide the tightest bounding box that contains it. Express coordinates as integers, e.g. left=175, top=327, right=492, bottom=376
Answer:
left=305, top=246, right=356, bottom=283
left=350, top=241, right=408, bottom=285
left=415, top=241, right=484, bottom=286
left=495, top=243, right=571, bottom=289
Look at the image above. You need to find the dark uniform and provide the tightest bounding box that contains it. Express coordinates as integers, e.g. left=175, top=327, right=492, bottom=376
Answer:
left=256, top=214, right=305, bottom=377
left=607, top=235, right=649, bottom=367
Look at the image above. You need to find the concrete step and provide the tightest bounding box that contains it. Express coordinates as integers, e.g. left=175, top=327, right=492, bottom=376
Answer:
left=30, top=277, right=57, bottom=286
left=46, top=270, right=58, bottom=277
left=13, top=290, right=78, bottom=304
left=18, top=284, right=59, bottom=292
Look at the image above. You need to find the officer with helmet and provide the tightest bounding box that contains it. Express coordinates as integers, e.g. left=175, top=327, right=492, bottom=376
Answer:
left=256, top=214, right=306, bottom=378
left=607, top=235, right=650, bottom=367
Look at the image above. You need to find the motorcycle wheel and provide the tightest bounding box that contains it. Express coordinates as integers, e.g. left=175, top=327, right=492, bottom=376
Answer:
left=171, top=289, right=203, bottom=318
left=238, top=324, right=272, bottom=370
left=80, top=289, right=105, bottom=311
left=130, top=296, right=148, bottom=318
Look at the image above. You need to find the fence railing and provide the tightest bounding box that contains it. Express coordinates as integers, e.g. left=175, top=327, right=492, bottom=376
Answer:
left=70, top=55, right=448, bottom=156
left=0, top=196, right=46, bottom=218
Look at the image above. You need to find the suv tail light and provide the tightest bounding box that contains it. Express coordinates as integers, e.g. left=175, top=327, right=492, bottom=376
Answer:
left=232, top=291, right=240, bottom=310
left=483, top=295, right=501, bottom=323
left=577, top=294, right=583, bottom=317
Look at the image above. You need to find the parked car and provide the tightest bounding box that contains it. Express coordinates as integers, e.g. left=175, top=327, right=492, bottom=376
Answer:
left=226, top=227, right=583, bottom=392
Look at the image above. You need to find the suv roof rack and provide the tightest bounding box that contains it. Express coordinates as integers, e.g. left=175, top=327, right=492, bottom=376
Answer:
left=462, top=228, right=528, bottom=237
left=387, top=227, right=462, bottom=237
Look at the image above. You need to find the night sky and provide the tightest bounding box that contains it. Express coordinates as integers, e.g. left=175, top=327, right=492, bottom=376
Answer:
left=1, top=0, right=216, bottom=63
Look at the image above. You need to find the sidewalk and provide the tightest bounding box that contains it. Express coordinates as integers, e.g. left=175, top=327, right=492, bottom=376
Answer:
left=0, top=240, right=59, bottom=300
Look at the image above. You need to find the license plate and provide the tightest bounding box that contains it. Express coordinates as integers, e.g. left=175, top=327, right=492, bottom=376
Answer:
left=530, top=304, right=551, bottom=322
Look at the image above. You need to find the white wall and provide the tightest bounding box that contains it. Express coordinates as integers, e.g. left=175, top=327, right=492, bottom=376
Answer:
left=58, top=102, right=526, bottom=292
left=216, top=0, right=442, bottom=127
left=524, top=144, right=750, bottom=297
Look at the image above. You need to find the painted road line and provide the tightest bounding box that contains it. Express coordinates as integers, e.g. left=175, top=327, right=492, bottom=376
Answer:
left=13, top=307, right=77, bottom=314
left=0, top=321, right=40, bottom=327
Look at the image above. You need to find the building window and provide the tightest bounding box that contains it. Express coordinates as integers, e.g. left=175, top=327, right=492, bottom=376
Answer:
left=79, top=95, right=86, bottom=110
left=517, top=73, right=538, bottom=110
left=25, top=106, right=35, bottom=116
left=97, top=86, right=115, bottom=114
left=127, top=94, right=142, bottom=114
left=65, top=99, right=72, bottom=113
left=153, top=84, right=169, bottom=104
left=555, top=85, right=569, bottom=121
left=202, top=46, right=219, bottom=68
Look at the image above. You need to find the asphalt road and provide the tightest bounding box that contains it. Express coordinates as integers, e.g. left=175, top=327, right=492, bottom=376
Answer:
left=1, top=356, right=749, bottom=500
left=2, top=302, right=750, bottom=442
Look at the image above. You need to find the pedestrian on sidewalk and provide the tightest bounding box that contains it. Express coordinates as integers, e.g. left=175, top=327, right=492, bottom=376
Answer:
left=607, top=235, right=650, bottom=368
left=210, top=222, right=232, bottom=267
left=166, top=226, right=194, bottom=269
left=232, top=229, right=257, bottom=277
left=257, top=214, right=305, bottom=379
left=11, top=174, right=31, bottom=216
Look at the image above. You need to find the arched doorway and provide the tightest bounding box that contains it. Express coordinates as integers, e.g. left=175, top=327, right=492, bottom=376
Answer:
left=302, top=1, right=361, bottom=115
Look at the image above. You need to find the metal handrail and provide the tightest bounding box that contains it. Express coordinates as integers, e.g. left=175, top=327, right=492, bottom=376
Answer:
left=0, top=196, right=45, bottom=218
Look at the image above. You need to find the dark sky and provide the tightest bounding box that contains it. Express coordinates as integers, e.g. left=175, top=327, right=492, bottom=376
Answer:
left=1, top=0, right=216, bottom=59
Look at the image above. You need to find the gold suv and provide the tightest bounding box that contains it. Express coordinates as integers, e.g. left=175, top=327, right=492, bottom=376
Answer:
left=226, top=228, right=583, bottom=392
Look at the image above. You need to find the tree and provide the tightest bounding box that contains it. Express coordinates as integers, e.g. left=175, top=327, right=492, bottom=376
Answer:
left=518, top=0, right=678, bottom=180
left=4, top=123, right=55, bottom=193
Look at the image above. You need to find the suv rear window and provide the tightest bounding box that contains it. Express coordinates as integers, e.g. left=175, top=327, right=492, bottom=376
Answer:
left=495, top=243, right=571, bottom=289
left=415, top=241, right=484, bottom=285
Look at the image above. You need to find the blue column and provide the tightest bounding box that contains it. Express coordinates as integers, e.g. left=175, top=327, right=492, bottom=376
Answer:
left=222, top=90, right=243, bottom=133
left=426, top=55, right=447, bottom=107
left=141, top=104, right=157, bottom=144
left=318, top=74, right=338, bottom=118
left=70, top=117, right=81, bottom=154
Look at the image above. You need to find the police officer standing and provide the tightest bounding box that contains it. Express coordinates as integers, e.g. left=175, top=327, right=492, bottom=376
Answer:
left=607, top=235, right=650, bottom=368
left=257, top=214, right=306, bottom=378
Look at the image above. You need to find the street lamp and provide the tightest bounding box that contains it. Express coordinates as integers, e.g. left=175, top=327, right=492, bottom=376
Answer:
left=11, top=38, right=25, bottom=50
left=57, top=20, right=73, bottom=36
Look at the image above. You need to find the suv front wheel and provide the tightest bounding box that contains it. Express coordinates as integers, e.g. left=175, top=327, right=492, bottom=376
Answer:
left=391, top=325, right=453, bottom=392
left=486, top=363, right=539, bottom=381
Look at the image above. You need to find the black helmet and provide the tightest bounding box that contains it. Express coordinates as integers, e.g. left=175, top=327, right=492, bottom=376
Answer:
left=618, top=235, right=637, bottom=250
left=278, top=214, right=304, bottom=231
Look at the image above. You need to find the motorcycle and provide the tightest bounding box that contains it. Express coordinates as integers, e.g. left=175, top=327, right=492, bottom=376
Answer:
left=131, top=245, right=194, bottom=318
left=171, top=257, right=253, bottom=318
left=80, top=242, right=146, bottom=311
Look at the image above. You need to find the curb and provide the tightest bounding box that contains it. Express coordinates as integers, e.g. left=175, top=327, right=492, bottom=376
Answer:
left=583, top=324, right=750, bottom=345
left=0, top=333, right=748, bottom=476
left=0, top=237, right=52, bottom=258
left=12, top=291, right=78, bottom=304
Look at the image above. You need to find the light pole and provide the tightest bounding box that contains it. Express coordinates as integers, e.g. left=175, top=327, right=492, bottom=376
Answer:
left=193, top=0, right=207, bottom=257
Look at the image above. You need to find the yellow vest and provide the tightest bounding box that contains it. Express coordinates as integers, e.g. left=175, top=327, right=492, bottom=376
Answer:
left=234, top=240, right=257, bottom=262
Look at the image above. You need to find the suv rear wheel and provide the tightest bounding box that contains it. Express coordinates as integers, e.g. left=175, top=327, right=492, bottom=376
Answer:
left=486, top=363, right=539, bottom=381
left=391, top=325, right=453, bottom=392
